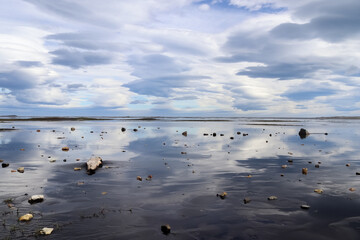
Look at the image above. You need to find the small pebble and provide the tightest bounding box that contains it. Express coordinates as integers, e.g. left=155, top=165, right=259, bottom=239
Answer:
left=17, top=167, right=24, bottom=173
left=349, top=187, right=356, bottom=192
left=137, top=176, right=142, bottom=181
left=243, top=198, right=251, bottom=204
left=314, top=189, right=323, bottom=194
left=19, top=213, right=33, bottom=221
left=302, top=168, right=308, bottom=175
left=217, top=192, right=227, bottom=199
left=268, top=196, right=277, bottom=200
left=301, top=204, right=310, bottom=209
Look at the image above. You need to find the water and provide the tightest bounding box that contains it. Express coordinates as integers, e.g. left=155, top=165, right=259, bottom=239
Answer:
left=1, top=118, right=360, bottom=239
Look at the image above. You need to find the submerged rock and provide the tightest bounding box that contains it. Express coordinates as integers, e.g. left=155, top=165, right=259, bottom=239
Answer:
left=19, top=213, right=33, bottom=221
left=28, top=195, right=44, bottom=204
left=217, top=192, right=227, bottom=199
left=302, top=168, right=308, bottom=175
left=299, top=128, right=310, bottom=139
left=243, top=198, right=251, bottom=204
left=62, top=147, right=69, bottom=151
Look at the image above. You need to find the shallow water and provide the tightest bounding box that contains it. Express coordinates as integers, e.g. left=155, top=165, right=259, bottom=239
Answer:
left=1, top=118, right=360, bottom=239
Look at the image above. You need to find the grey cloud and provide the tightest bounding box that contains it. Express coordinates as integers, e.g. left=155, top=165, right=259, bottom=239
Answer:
left=233, top=102, right=267, bottom=111
left=271, top=16, right=360, bottom=42
left=128, top=54, right=190, bottom=79
left=0, top=70, right=36, bottom=90
left=130, top=99, right=148, bottom=104
left=124, top=75, right=210, bottom=97
left=172, top=96, right=198, bottom=100
left=67, top=83, right=86, bottom=89
left=237, top=63, right=326, bottom=80
left=15, top=61, right=43, bottom=67
left=50, top=49, right=112, bottom=68
left=46, top=32, right=121, bottom=51
left=281, top=82, right=338, bottom=101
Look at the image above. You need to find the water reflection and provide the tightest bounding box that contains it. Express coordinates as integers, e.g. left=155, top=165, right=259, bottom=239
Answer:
left=0, top=119, right=360, bottom=239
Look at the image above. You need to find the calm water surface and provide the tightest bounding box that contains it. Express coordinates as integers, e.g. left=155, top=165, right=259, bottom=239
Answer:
left=1, top=118, right=360, bottom=239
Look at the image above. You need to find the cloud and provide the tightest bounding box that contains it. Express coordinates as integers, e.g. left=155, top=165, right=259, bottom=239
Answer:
left=15, top=61, right=43, bottom=67
left=50, top=49, right=112, bottom=69
left=15, top=87, right=70, bottom=105
left=0, top=70, right=36, bottom=90
left=124, top=75, right=210, bottom=97
left=237, top=63, right=327, bottom=80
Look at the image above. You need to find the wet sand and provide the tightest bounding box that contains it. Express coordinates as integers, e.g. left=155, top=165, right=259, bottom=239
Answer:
left=1, top=118, right=360, bottom=239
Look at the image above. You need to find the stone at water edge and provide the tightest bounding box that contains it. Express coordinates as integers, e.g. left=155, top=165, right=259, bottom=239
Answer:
left=182, top=131, right=187, bottom=137
left=301, top=204, right=310, bottom=209
left=17, top=167, right=24, bottom=173
left=40, top=227, right=54, bottom=235
left=19, top=213, right=33, bottom=221
left=161, top=224, right=171, bottom=234
left=86, top=156, right=103, bottom=173
left=28, top=195, right=44, bottom=204
left=302, top=168, right=308, bottom=175
left=299, top=128, right=310, bottom=139
left=268, top=196, right=278, bottom=200
left=2, top=163, right=9, bottom=168
left=62, top=147, right=69, bottom=151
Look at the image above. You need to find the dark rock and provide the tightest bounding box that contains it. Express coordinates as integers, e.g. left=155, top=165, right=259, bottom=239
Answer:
left=161, top=224, right=171, bottom=235
left=243, top=198, right=251, bottom=204
left=2, top=163, right=9, bottom=168
left=237, top=132, right=241, bottom=135
left=213, top=133, right=216, bottom=137
left=133, top=129, right=138, bottom=132
left=182, top=131, right=187, bottom=137
left=121, top=127, right=126, bottom=132
left=299, top=128, right=310, bottom=139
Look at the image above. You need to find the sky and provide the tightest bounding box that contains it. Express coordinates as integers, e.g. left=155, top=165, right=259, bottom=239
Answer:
left=1, top=0, right=360, bottom=117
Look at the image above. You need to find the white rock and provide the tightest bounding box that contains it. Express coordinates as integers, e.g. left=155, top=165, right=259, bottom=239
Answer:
left=40, top=227, right=54, bottom=235
left=87, top=156, right=102, bottom=171
left=28, top=194, right=44, bottom=204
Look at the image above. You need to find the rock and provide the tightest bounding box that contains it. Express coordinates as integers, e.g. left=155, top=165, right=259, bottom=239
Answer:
left=356, top=172, right=360, bottom=175
left=230, top=137, right=234, bottom=140
left=301, top=204, right=310, bottom=209
left=137, top=176, right=142, bottom=181
left=2, top=163, right=9, bottom=168
left=182, top=131, right=187, bottom=137
left=19, top=213, right=33, bottom=221
left=220, top=134, right=224, bottom=136
left=268, top=196, right=278, bottom=200
left=87, top=156, right=103, bottom=174
left=40, top=227, right=54, bottom=235
left=74, top=167, right=81, bottom=171
left=146, top=175, right=152, bottom=181
left=161, top=224, right=171, bottom=235
left=62, top=147, right=69, bottom=151
left=315, top=164, right=320, bottom=168
left=217, top=192, right=227, bottom=199
left=133, top=129, right=138, bottom=132
left=28, top=195, right=44, bottom=204
left=288, top=159, right=293, bottom=163
left=237, top=132, right=241, bottom=135
left=302, top=168, right=308, bottom=175
left=213, top=133, right=216, bottom=137
left=243, top=198, right=251, bottom=204
left=314, top=189, right=323, bottom=194
left=17, top=167, right=24, bottom=173
left=121, top=127, right=126, bottom=132
left=0, top=159, right=3, bottom=162
left=281, top=165, right=287, bottom=169
left=299, top=128, right=310, bottom=139
left=349, top=187, right=356, bottom=192
left=246, top=175, right=252, bottom=178
left=36, top=129, right=40, bottom=132
left=71, top=127, right=75, bottom=131
left=49, top=159, right=56, bottom=163
left=346, top=164, right=350, bottom=167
